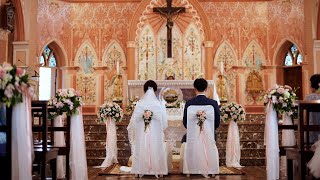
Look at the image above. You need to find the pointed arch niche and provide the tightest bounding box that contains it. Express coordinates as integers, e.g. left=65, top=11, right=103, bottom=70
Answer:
left=137, top=24, right=156, bottom=80
left=157, top=24, right=183, bottom=80
left=242, top=40, right=266, bottom=68
left=214, top=41, right=237, bottom=71
left=102, top=41, right=126, bottom=74
left=74, top=40, right=98, bottom=74
left=183, top=23, right=202, bottom=80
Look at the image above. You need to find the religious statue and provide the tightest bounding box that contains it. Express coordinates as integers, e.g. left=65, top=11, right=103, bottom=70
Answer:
left=217, top=74, right=228, bottom=102
left=246, top=70, right=264, bottom=104
left=113, top=74, right=123, bottom=101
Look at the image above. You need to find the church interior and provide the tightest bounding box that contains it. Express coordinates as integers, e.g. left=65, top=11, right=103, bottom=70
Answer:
left=0, top=0, right=320, bottom=179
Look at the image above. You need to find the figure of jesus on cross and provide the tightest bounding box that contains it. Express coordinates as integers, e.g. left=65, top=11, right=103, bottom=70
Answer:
left=153, top=0, right=185, bottom=58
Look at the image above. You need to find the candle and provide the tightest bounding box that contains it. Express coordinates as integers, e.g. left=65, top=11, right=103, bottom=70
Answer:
left=220, top=61, right=224, bottom=75
left=116, top=61, right=120, bottom=74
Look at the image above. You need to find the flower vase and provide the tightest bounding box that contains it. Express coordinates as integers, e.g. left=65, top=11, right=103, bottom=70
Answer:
left=281, top=113, right=296, bottom=146
left=100, top=116, right=118, bottom=168
left=54, top=115, right=66, bottom=178
left=226, top=120, right=242, bottom=167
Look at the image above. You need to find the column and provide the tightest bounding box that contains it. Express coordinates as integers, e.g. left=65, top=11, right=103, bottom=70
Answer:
left=13, top=41, right=29, bottom=66
left=127, top=41, right=136, bottom=80
left=204, top=41, right=214, bottom=80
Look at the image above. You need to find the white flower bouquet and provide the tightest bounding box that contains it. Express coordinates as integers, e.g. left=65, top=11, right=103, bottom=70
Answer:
left=196, top=110, right=207, bottom=132
left=262, top=84, right=297, bottom=116
left=48, top=88, right=83, bottom=117
left=98, top=102, right=123, bottom=123
left=220, top=102, right=246, bottom=123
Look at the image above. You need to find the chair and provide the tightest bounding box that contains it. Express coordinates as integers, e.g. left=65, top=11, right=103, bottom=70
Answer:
left=182, top=105, right=219, bottom=177
left=32, top=101, right=59, bottom=180
left=0, top=106, right=12, bottom=179
left=286, top=100, right=320, bottom=180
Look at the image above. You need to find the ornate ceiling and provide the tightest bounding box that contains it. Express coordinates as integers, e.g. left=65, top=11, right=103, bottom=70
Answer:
left=58, top=0, right=273, bottom=3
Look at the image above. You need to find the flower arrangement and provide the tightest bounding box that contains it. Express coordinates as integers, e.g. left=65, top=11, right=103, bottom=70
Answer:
left=196, top=110, right=207, bottom=132
left=97, top=102, right=123, bottom=123
left=0, top=63, right=34, bottom=107
left=142, top=110, right=153, bottom=132
left=262, top=84, right=297, bottom=115
left=220, top=102, right=246, bottom=123
left=48, top=88, right=82, bottom=118
left=125, top=96, right=139, bottom=115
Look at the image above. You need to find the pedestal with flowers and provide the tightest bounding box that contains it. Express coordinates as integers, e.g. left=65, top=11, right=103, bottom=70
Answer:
left=220, top=102, right=246, bottom=168
left=262, top=84, right=297, bottom=180
left=48, top=88, right=88, bottom=180
left=0, top=63, right=34, bottom=180
left=97, top=102, right=123, bottom=168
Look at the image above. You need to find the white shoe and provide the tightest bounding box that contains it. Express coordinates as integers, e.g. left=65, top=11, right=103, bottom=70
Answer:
left=202, top=174, right=209, bottom=178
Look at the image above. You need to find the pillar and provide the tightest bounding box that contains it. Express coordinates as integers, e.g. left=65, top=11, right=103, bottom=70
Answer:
left=204, top=41, right=214, bottom=80
left=127, top=41, right=136, bottom=80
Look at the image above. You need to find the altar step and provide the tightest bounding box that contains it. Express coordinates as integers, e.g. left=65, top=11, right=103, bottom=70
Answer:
left=83, top=114, right=267, bottom=166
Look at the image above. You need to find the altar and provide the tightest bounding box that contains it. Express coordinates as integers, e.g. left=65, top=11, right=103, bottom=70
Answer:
left=127, top=80, right=220, bottom=153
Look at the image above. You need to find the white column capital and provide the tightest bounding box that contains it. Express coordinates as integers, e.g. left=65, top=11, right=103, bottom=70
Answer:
left=204, top=41, right=214, bottom=48
left=127, top=41, right=136, bottom=48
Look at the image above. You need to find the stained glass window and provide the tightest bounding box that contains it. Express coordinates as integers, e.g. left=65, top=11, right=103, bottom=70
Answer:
left=39, top=46, right=57, bottom=67
left=284, top=44, right=302, bottom=66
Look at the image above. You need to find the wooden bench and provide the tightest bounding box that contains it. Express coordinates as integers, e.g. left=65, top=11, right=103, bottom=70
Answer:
left=286, top=100, right=320, bottom=180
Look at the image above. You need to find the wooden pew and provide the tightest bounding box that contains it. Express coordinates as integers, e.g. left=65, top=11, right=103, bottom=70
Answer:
left=32, top=101, right=59, bottom=180
left=286, top=100, right=320, bottom=180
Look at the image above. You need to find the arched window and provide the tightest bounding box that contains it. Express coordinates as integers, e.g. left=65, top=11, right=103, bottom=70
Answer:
left=39, top=46, right=57, bottom=100
left=284, top=44, right=303, bottom=66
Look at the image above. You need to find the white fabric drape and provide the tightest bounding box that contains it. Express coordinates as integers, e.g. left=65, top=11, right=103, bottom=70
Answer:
left=11, top=95, right=33, bottom=180
left=127, top=88, right=168, bottom=176
left=226, top=120, right=242, bottom=167
left=308, top=140, right=320, bottom=178
left=54, top=115, right=66, bottom=179
left=100, top=117, right=118, bottom=168
left=281, top=113, right=296, bottom=146
left=70, top=108, right=88, bottom=180
left=183, top=105, right=219, bottom=175
left=264, top=103, right=279, bottom=180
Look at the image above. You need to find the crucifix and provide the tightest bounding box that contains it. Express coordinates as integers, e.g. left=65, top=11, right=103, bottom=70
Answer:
left=153, top=0, right=185, bottom=58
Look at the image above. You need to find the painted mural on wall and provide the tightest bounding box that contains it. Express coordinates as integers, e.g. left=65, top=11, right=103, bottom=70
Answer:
left=75, top=41, right=97, bottom=74
left=76, top=74, right=96, bottom=105
left=243, top=40, right=265, bottom=70
left=102, top=41, right=126, bottom=71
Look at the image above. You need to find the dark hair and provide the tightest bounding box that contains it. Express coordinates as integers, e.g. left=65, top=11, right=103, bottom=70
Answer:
left=144, top=80, right=158, bottom=92
left=310, top=74, right=320, bottom=90
left=193, top=78, right=208, bottom=92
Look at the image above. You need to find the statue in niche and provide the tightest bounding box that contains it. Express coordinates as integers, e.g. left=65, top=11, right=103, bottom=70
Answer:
left=165, top=69, right=175, bottom=80
left=113, top=74, right=123, bottom=101
left=217, top=74, right=228, bottom=102
left=246, top=70, right=264, bottom=104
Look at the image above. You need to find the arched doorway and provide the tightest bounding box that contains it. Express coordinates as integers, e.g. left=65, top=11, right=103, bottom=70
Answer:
left=276, top=41, right=303, bottom=99
left=38, top=41, right=67, bottom=100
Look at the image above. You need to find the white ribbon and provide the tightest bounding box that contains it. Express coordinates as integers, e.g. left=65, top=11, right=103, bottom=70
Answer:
left=281, top=113, right=296, bottom=146
left=226, top=120, right=242, bottom=167
left=70, top=108, right=88, bottom=180
left=12, top=95, right=33, bottom=180
left=264, top=103, right=279, bottom=180
left=100, top=116, right=118, bottom=168
left=54, top=115, right=66, bottom=178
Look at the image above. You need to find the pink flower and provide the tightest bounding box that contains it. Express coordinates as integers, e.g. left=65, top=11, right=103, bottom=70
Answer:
left=16, top=68, right=24, bottom=77
left=2, top=62, right=12, bottom=71
left=75, top=90, right=81, bottom=96
left=55, top=101, right=64, bottom=108
left=4, top=84, right=15, bottom=98
left=277, top=87, right=285, bottom=94
left=284, top=85, right=292, bottom=90
left=0, top=68, right=5, bottom=78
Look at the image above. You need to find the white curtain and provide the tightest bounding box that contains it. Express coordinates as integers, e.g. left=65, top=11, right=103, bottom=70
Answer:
left=281, top=113, right=296, bottom=146
left=54, top=115, right=66, bottom=179
left=70, top=108, right=88, bottom=180
left=308, top=140, right=320, bottom=178
left=183, top=105, right=219, bottom=175
left=11, top=95, right=33, bottom=180
left=264, top=103, right=279, bottom=180
left=226, top=120, right=242, bottom=167
left=100, top=117, right=118, bottom=168
left=127, top=88, right=168, bottom=177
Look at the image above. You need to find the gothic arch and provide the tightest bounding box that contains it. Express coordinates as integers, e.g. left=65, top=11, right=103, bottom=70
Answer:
left=74, top=40, right=98, bottom=73
left=273, top=38, right=303, bottom=66
left=40, top=39, right=68, bottom=67
left=102, top=40, right=127, bottom=71
left=213, top=40, right=238, bottom=67
left=128, top=0, right=211, bottom=42
left=242, top=40, right=266, bottom=67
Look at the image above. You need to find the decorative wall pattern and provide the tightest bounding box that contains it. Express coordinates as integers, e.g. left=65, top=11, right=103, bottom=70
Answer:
left=74, top=41, right=97, bottom=74
left=102, top=41, right=126, bottom=70
left=214, top=41, right=237, bottom=70
left=76, top=74, right=96, bottom=105
left=243, top=40, right=265, bottom=69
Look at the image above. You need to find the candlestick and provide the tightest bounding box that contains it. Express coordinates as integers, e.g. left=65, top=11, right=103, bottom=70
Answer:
left=116, top=61, right=120, bottom=74
left=220, top=61, right=224, bottom=75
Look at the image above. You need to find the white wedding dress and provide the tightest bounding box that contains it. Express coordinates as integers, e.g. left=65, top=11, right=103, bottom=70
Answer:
left=308, top=140, right=320, bottom=178
left=127, top=88, right=168, bottom=177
